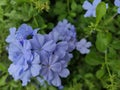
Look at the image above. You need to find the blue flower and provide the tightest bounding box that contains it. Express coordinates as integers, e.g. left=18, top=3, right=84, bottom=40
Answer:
left=114, top=0, right=120, bottom=13
left=30, top=34, right=56, bottom=61
left=82, top=0, right=103, bottom=17
left=76, top=38, right=92, bottom=54
left=8, top=52, right=41, bottom=86
left=48, top=19, right=76, bottom=51
left=8, top=40, right=33, bottom=64
left=16, top=24, right=39, bottom=41
left=7, top=40, right=41, bottom=86
left=6, top=24, right=39, bottom=44
left=40, top=55, right=70, bottom=87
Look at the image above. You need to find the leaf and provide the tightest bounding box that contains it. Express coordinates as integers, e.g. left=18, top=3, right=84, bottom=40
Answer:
left=96, top=69, right=105, bottom=79
left=0, top=0, right=7, bottom=6
left=0, top=63, right=7, bottom=71
left=95, top=32, right=112, bottom=52
left=109, top=60, right=120, bottom=73
left=96, top=2, right=106, bottom=24
left=0, top=6, right=3, bottom=21
left=85, top=51, right=104, bottom=65
left=111, top=39, right=120, bottom=50
left=71, top=1, right=77, bottom=11
left=108, top=48, right=117, bottom=59
left=0, top=74, right=7, bottom=86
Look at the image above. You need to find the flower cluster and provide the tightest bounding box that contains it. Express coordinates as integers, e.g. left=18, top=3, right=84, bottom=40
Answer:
left=6, top=20, right=91, bottom=88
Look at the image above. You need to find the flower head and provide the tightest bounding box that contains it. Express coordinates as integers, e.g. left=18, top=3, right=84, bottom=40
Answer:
left=40, top=55, right=70, bottom=87
left=48, top=19, right=76, bottom=51
left=82, top=0, right=101, bottom=17
left=82, top=0, right=108, bottom=17
left=8, top=51, right=41, bottom=86
left=76, top=38, right=92, bottom=54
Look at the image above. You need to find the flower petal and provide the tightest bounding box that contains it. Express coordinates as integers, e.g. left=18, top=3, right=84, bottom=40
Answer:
left=42, top=40, right=56, bottom=52
left=118, top=7, right=120, bottom=13
left=82, top=1, right=92, bottom=10
left=51, top=63, right=61, bottom=72
left=51, top=74, right=61, bottom=87
left=31, top=64, right=41, bottom=76
left=114, top=0, right=120, bottom=7
left=93, top=0, right=101, bottom=7
left=59, top=68, right=70, bottom=78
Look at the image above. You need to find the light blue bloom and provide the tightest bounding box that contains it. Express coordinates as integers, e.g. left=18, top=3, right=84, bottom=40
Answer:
left=114, top=0, right=120, bottom=13
left=8, top=52, right=41, bottom=86
left=30, top=34, right=56, bottom=61
left=82, top=0, right=108, bottom=17
left=8, top=40, right=33, bottom=64
left=40, top=55, right=70, bottom=87
left=6, top=24, right=39, bottom=44
left=48, top=19, right=76, bottom=52
left=82, top=0, right=101, bottom=17
left=16, top=24, right=39, bottom=41
left=76, top=38, right=92, bottom=54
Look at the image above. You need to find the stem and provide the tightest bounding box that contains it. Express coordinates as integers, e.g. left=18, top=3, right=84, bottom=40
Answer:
left=105, top=13, right=118, bottom=25
left=34, top=16, right=38, bottom=27
left=67, top=0, right=70, bottom=13
left=105, top=50, right=114, bottom=90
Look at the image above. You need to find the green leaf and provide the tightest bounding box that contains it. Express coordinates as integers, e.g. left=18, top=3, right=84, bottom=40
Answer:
left=95, top=32, right=112, bottom=52
left=108, top=48, right=117, bottom=59
left=96, top=2, right=106, bottom=24
left=111, top=39, right=120, bottom=50
left=85, top=51, right=104, bottom=65
left=0, top=63, right=7, bottom=71
left=0, top=6, right=3, bottom=21
left=71, top=1, right=77, bottom=11
left=0, top=74, right=7, bottom=86
left=0, top=0, right=7, bottom=6
left=109, top=60, right=120, bottom=73
left=96, top=69, right=105, bottom=79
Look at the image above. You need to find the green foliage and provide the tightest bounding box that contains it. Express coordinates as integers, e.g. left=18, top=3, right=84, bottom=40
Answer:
left=96, top=32, right=112, bottom=52
left=0, top=0, right=120, bottom=90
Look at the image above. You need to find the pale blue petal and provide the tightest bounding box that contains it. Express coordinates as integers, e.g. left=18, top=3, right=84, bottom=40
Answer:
left=79, top=48, right=90, bottom=54
left=59, top=69, right=70, bottom=78
left=49, top=55, right=59, bottom=65
left=93, top=0, right=101, bottom=7
left=85, top=42, right=92, bottom=48
left=84, top=10, right=93, bottom=17
left=32, top=53, right=40, bottom=64
left=114, top=0, right=120, bottom=7
left=51, top=63, right=61, bottom=72
left=51, top=74, right=61, bottom=86
left=23, top=40, right=31, bottom=50
left=31, top=64, right=41, bottom=76
left=20, top=70, right=31, bottom=86
left=8, top=64, right=22, bottom=80
left=37, top=34, right=45, bottom=47
left=42, top=40, right=56, bottom=52
left=47, top=70, right=54, bottom=81
left=82, top=1, right=92, bottom=10
left=118, top=8, right=120, bottom=13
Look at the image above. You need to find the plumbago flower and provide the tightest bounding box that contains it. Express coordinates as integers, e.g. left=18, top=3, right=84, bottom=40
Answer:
left=82, top=0, right=108, bottom=17
left=114, top=0, right=120, bottom=13
left=48, top=19, right=76, bottom=52
left=76, top=38, right=92, bottom=54
left=6, top=19, right=92, bottom=88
